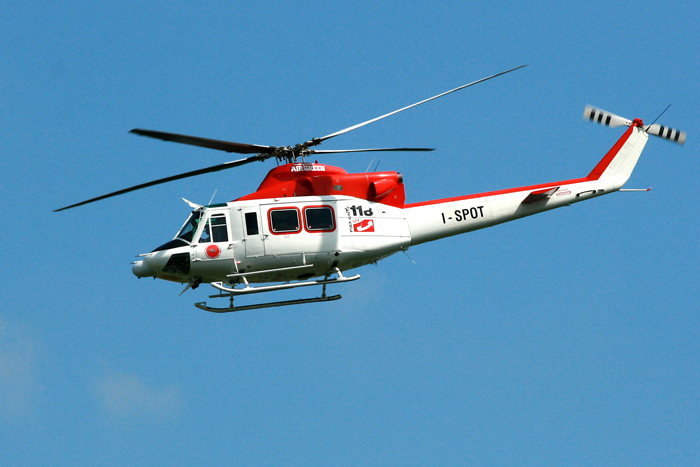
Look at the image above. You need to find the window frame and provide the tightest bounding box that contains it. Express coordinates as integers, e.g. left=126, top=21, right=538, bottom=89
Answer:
left=209, top=214, right=229, bottom=243
left=244, top=211, right=260, bottom=236
left=197, top=212, right=230, bottom=243
left=303, top=205, right=336, bottom=233
left=267, top=207, right=302, bottom=235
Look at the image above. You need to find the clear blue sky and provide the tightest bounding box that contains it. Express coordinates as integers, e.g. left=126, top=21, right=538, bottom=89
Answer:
left=2, top=1, right=699, bottom=465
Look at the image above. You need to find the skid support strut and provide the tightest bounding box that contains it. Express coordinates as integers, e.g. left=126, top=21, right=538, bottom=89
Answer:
left=193, top=268, right=359, bottom=313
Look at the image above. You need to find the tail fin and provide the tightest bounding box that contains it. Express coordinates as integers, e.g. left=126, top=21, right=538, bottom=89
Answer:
left=586, top=124, right=648, bottom=189
left=584, top=105, right=686, bottom=189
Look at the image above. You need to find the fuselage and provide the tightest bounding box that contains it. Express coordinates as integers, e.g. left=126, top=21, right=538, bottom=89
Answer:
left=133, top=123, right=649, bottom=286
left=133, top=163, right=413, bottom=284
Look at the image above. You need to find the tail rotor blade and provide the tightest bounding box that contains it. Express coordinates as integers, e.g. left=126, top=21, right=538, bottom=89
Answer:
left=583, top=105, right=632, bottom=128
left=646, top=124, right=686, bottom=145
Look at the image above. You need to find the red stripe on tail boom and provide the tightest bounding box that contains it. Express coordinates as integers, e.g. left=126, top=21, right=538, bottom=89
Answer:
left=586, top=124, right=636, bottom=180
left=404, top=124, right=638, bottom=209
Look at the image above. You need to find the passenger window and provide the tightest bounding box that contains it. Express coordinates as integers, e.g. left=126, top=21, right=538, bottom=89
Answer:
left=245, top=212, right=259, bottom=236
left=304, top=206, right=335, bottom=231
left=269, top=209, right=300, bottom=233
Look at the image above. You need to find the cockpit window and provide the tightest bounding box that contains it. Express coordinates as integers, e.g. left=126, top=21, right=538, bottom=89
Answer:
left=199, top=214, right=229, bottom=243
left=176, top=210, right=203, bottom=243
left=211, top=216, right=229, bottom=242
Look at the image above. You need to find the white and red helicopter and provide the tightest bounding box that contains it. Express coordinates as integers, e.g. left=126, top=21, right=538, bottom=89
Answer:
left=56, top=66, right=686, bottom=312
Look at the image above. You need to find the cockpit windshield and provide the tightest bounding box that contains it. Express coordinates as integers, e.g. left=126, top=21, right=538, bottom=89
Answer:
left=176, top=210, right=203, bottom=243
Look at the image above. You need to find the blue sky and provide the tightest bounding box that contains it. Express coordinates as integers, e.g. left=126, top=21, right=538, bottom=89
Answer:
left=2, top=1, right=699, bottom=465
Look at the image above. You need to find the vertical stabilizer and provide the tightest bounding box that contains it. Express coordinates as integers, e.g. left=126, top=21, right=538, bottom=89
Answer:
left=587, top=123, right=648, bottom=190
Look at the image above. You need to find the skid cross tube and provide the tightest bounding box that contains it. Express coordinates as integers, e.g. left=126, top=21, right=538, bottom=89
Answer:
left=193, top=268, right=359, bottom=312
left=213, top=268, right=360, bottom=295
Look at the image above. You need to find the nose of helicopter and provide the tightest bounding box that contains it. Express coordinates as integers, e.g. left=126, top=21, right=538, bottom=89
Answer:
left=132, top=258, right=156, bottom=278
left=132, top=245, right=191, bottom=280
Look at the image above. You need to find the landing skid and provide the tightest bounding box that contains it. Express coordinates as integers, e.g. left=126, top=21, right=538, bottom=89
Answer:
left=193, top=268, right=359, bottom=313
left=195, top=293, right=342, bottom=313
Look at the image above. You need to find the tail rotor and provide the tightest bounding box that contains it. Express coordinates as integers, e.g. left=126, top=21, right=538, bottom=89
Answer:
left=584, top=105, right=686, bottom=145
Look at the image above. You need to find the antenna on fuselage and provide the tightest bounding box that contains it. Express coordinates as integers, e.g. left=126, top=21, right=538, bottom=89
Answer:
left=208, top=189, right=218, bottom=205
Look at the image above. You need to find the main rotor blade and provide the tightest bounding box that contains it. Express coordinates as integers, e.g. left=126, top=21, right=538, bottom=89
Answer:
left=55, top=155, right=264, bottom=212
left=316, top=65, right=527, bottom=144
left=309, top=147, right=435, bottom=154
left=130, top=129, right=277, bottom=154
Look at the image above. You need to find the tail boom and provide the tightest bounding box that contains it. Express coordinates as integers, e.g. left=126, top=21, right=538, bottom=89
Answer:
left=404, top=122, right=649, bottom=245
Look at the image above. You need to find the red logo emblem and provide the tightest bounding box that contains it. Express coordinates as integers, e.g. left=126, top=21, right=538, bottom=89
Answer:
left=353, top=219, right=374, bottom=232
left=205, top=244, right=221, bottom=258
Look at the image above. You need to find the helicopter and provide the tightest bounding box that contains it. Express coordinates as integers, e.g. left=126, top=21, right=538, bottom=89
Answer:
left=56, top=66, right=686, bottom=312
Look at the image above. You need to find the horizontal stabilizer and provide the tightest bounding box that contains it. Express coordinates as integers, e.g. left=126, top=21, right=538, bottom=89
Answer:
left=522, top=187, right=559, bottom=204
left=646, top=124, right=686, bottom=145
left=583, top=105, right=632, bottom=128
